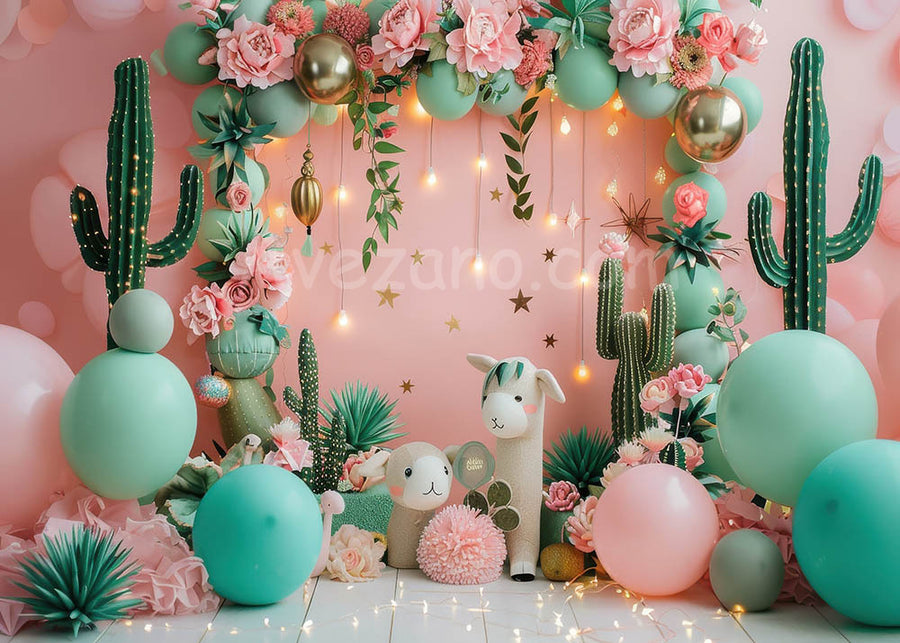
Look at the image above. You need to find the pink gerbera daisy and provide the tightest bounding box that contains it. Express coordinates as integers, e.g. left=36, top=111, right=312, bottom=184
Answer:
left=669, top=36, right=713, bottom=90
left=268, top=0, right=316, bottom=37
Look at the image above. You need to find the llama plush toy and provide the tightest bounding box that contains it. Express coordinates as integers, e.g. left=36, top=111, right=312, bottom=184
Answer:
left=467, top=354, right=566, bottom=581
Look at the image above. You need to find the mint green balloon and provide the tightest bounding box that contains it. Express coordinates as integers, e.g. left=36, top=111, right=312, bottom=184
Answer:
left=206, top=309, right=280, bottom=379
left=681, top=0, right=720, bottom=27
left=211, top=157, right=266, bottom=207
left=197, top=208, right=232, bottom=261
left=60, top=349, right=196, bottom=499
left=307, top=0, right=328, bottom=30
left=673, top=328, right=729, bottom=381
left=312, top=103, right=338, bottom=126
left=193, top=465, right=322, bottom=605
left=108, top=289, right=173, bottom=354
left=718, top=331, right=877, bottom=506
left=710, top=530, right=784, bottom=612
left=665, top=135, right=701, bottom=174
left=664, top=264, right=723, bottom=332
left=618, top=71, right=681, bottom=119
left=246, top=82, right=310, bottom=138
left=794, top=440, right=900, bottom=625
left=723, top=77, right=763, bottom=132
left=365, top=0, right=395, bottom=36
left=662, top=172, right=727, bottom=234
left=417, top=61, right=477, bottom=121
left=164, top=23, right=216, bottom=85
left=554, top=44, right=618, bottom=111
left=230, top=0, right=272, bottom=22
left=477, top=70, right=529, bottom=117
left=192, top=86, right=242, bottom=140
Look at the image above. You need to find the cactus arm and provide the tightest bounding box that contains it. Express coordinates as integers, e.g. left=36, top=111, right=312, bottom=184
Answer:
left=596, top=258, right=623, bottom=360
left=284, top=386, right=302, bottom=416
left=147, top=166, right=203, bottom=267
left=645, top=283, right=675, bottom=372
left=747, top=192, right=791, bottom=289
left=826, top=155, right=883, bottom=263
left=70, top=186, right=109, bottom=271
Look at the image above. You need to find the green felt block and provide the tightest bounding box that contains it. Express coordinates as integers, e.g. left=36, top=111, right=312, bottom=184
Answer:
left=540, top=505, right=572, bottom=550
left=321, top=484, right=394, bottom=536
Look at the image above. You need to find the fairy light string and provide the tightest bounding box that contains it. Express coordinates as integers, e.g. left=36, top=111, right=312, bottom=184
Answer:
left=336, top=112, right=347, bottom=327
left=548, top=97, right=557, bottom=226
left=474, top=110, right=484, bottom=271
left=576, top=112, right=589, bottom=381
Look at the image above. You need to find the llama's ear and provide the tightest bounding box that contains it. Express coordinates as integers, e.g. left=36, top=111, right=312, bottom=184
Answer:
left=467, top=353, right=498, bottom=373
left=443, top=445, right=460, bottom=464
left=535, top=369, right=566, bottom=403
left=356, top=449, right=391, bottom=478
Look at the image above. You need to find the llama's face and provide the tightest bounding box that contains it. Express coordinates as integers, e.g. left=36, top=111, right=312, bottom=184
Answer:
left=480, top=375, right=540, bottom=439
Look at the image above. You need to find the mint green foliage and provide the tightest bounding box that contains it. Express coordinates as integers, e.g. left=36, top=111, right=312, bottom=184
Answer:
left=482, top=359, right=526, bottom=395
left=70, top=58, right=202, bottom=348
left=154, top=457, right=222, bottom=543
left=528, top=0, right=611, bottom=55
left=748, top=38, right=882, bottom=333
left=16, top=525, right=142, bottom=636
left=596, top=257, right=676, bottom=443
left=543, top=426, right=616, bottom=497
left=321, top=382, right=407, bottom=455
left=706, top=287, right=750, bottom=355
left=648, top=219, right=737, bottom=282
left=194, top=209, right=270, bottom=283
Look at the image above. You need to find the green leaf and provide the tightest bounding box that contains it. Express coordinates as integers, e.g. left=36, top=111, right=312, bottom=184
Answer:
left=362, top=250, right=373, bottom=272
left=505, top=154, right=523, bottom=174
left=487, top=480, right=512, bottom=506
left=500, top=132, right=521, bottom=152
left=491, top=506, right=520, bottom=532
left=521, top=111, right=538, bottom=135
left=367, top=101, right=393, bottom=114
left=464, top=490, right=490, bottom=515
left=521, top=96, right=539, bottom=113
left=374, top=141, right=404, bottom=154
left=507, top=174, right=521, bottom=193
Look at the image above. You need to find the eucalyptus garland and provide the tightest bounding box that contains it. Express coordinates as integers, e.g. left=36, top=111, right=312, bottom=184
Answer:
left=502, top=96, right=539, bottom=222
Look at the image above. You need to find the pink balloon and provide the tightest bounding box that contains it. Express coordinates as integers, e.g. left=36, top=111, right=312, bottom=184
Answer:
left=71, top=0, right=144, bottom=30
left=843, top=0, right=900, bottom=30
left=829, top=266, right=886, bottom=320
left=592, top=464, right=719, bottom=596
left=0, top=326, right=78, bottom=531
left=16, top=0, right=67, bottom=45
left=827, top=298, right=856, bottom=335
left=0, top=0, right=21, bottom=45
left=877, top=178, right=900, bottom=243
left=17, top=301, right=56, bottom=338
left=877, top=295, right=900, bottom=389
left=884, top=107, right=900, bottom=154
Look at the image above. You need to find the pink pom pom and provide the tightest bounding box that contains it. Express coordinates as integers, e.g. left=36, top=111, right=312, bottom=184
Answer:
left=416, top=505, right=506, bottom=585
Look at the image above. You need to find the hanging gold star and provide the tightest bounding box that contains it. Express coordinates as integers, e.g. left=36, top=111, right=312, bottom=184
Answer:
left=509, top=289, right=533, bottom=313
left=543, top=333, right=557, bottom=348
left=376, top=284, right=401, bottom=308
left=400, top=379, right=414, bottom=393
left=490, top=188, right=503, bottom=202
left=411, top=249, right=425, bottom=265
left=543, top=248, right=557, bottom=263
left=319, top=242, right=334, bottom=255
left=445, top=315, right=461, bottom=332
left=603, top=193, right=661, bottom=245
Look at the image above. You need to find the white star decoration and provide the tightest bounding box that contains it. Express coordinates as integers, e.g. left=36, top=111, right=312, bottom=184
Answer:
left=565, top=201, right=588, bottom=236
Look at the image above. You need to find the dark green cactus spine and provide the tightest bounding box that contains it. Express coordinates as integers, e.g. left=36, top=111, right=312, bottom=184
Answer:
left=70, top=58, right=202, bottom=348
left=597, top=257, right=676, bottom=444
left=748, top=38, right=882, bottom=333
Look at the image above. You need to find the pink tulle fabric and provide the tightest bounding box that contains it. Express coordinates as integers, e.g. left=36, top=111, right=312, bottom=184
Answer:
left=416, top=505, right=506, bottom=584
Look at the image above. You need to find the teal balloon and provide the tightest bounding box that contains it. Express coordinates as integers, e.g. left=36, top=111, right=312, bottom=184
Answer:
left=416, top=60, right=477, bottom=121
left=364, top=0, right=396, bottom=36
left=246, top=81, right=310, bottom=138
left=197, top=208, right=232, bottom=261
left=554, top=44, right=618, bottom=111
left=794, top=440, right=900, bottom=626
left=584, top=21, right=609, bottom=42
left=717, top=330, right=877, bottom=506
left=664, top=264, right=723, bottom=332
left=681, top=0, right=720, bottom=27
left=193, top=465, right=322, bottom=605
left=307, top=0, right=328, bottom=30
left=618, top=71, right=681, bottom=119
left=710, top=530, right=784, bottom=612
left=164, top=23, right=216, bottom=85
left=108, top=289, right=173, bottom=354
left=477, top=70, right=529, bottom=117
left=311, top=103, right=339, bottom=126
left=205, top=309, right=280, bottom=379
left=673, top=328, right=729, bottom=382
left=665, top=135, right=701, bottom=174
left=230, top=0, right=272, bottom=22
left=211, top=157, right=266, bottom=207
left=60, top=349, right=196, bottom=499
left=723, top=77, right=763, bottom=132
left=662, top=172, right=726, bottom=235
left=192, top=86, right=242, bottom=140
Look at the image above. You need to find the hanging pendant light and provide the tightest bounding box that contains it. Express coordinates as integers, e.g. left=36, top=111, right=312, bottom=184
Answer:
left=291, top=144, right=323, bottom=256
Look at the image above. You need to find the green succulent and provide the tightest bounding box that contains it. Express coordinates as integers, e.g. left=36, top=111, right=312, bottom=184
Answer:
left=543, top=426, right=616, bottom=497
left=16, top=525, right=142, bottom=636
left=321, top=382, right=407, bottom=454
left=648, top=221, right=737, bottom=282
left=193, top=208, right=270, bottom=283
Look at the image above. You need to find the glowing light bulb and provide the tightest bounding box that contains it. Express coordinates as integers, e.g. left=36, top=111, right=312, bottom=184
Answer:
left=575, top=360, right=590, bottom=381
left=579, top=269, right=589, bottom=285
left=338, top=309, right=349, bottom=327
left=416, top=100, right=427, bottom=116
left=426, top=166, right=437, bottom=186
left=559, top=115, right=571, bottom=135
left=473, top=254, right=484, bottom=272
left=612, top=95, right=625, bottom=112
left=478, top=153, right=487, bottom=169
left=606, top=179, right=618, bottom=199
left=338, top=184, right=347, bottom=201
left=654, top=166, right=667, bottom=185
left=548, top=212, right=558, bottom=226
left=273, top=203, right=287, bottom=219
left=607, top=122, right=619, bottom=137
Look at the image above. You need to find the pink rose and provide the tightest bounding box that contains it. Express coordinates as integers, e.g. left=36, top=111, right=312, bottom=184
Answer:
left=679, top=437, right=704, bottom=471
left=355, top=44, right=376, bottom=70
left=598, top=231, right=629, bottom=260
left=341, top=448, right=384, bottom=492
left=445, top=0, right=523, bottom=75
left=229, top=235, right=293, bottom=311
left=221, top=277, right=260, bottom=312
left=372, top=0, right=438, bottom=72
left=327, top=525, right=386, bottom=582
left=225, top=180, right=252, bottom=212
left=639, top=376, right=674, bottom=414
left=566, top=496, right=598, bottom=553
left=698, top=12, right=737, bottom=71
left=608, top=0, right=681, bottom=77
left=544, top=480, right=580, bottom=512
left=179, top=284, right=234, bottom=339
left=668, top=363, right=713, bottom=399
left=731, top=21, right=767, bottom=65
left=513, top=37, right=551, bottom=87
left=215, top=15, right=295, bottom=89
left=672, top=181, right=709, bottom=228
left=188, top=0, right=219, bottom=25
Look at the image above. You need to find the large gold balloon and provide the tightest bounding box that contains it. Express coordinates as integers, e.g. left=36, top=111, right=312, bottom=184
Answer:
left=293, top=33, right=357, bottom=104
left=291, top=145, right=323, bottom=230
left=673, top=86, right=747, bottom=163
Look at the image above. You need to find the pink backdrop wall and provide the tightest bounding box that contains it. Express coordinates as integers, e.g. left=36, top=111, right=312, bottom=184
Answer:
left=3, top=0, right=900, bottom=458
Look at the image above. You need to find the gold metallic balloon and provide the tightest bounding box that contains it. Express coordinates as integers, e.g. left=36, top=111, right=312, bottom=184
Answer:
left=291, top=145, right=323, bottom=230
left=293, top=33, right=358, bottom=105
left=673, top=86, right=747, bottom=163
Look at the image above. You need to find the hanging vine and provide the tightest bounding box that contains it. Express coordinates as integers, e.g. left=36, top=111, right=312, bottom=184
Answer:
left=502, top=95, right=539, bottom=222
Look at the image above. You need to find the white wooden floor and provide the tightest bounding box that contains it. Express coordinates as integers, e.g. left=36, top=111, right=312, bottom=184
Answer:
left=5, top=568, right=900, bottom=642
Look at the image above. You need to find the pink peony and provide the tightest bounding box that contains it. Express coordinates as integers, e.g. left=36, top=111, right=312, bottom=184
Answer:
left=669, top=35, right=713, bottom=90
left=229, top=235, right=293, bottom=311
left=179, top=284, right=234, bottom=339
left=341, top=448, right=385, bottom=492
left=639, top=375, right=674, bottom=414
left=221, top=277, right=260, bottom=312
left=417, top=505, right=506, bottom=584
left=731, top=21, right=766, bottom=65
left=263, top=418, right=313, bottom=472
left=188, top=0, right=220, bottom=25
left=598, top=231, right=630, bottom=260
left=225, top=180, right=252, bottom=212
left=373, top=0, right=439, bottom=72
left=566, top=495, right=598, bottom=553
left=216, top=15, right=295, bottom=89
left=323, top=4, right=371, bottom=46
left=679, top=437, right=704, bottom=471
left=267, top=0, right=315, bottom=37
left=608, top=0, right=681, bottom=76
left=327, top=524, right=386, bottom=582
left=445, top=0, right=523, bottom=76
left=544, top=480, right=580, bottom=512
left=668, top=362, right=712, bottom=399
left=513, top=37, right=551, bottom=87
left=697, top=12, right=736, bottom=72
left=616, top=440, right=646, bottom=466
left=672, top=181, right=709, bottom=228
left=355, top=44, right=376, bottom=70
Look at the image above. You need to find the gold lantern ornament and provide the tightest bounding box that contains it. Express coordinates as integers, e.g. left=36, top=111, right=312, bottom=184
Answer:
left=673, top=85, right=747, bottom=163
left=291, top=145, right=323, bottom=256
left=293, top=33, right=358, bottom=104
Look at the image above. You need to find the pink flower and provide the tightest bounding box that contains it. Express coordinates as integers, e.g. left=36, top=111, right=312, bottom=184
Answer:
left=215, top=15, right=295, bottom=89
left=355, top=44, right=376, bottom=70
left=639, top=376, right=674, bottom=414
left=669, top=35, right=713, bottom=90
left=267, top=0, right=315, bottom=37
left=513, top=37, right=552, bottom=87
left=179, top=284, right=234, bottom=339
left=327, top=525, right=386, bottom=582
left=598, top=231, right=630, bottom=260
left=341, top=448, right=385, bottom=492
left=221, top=277, right=260, bottom=312
left=616, top=440, right=646, bottom=466
left=380, top=124, right=398, bottom=138
left=229, top=235, right=293, bottom=311
left=668, top=363, right=712, bottom=399
left=566, top=495, right=598, bottom=553
left=225, top=180, right=252, bottom=212
left=373, top=0, right=439, bottom=72
left=445, top=0, right=523, bottom=76
left=697, top=12, right=737, bottom=72
left=323, top=4, right=371, bottom=46
left=188, top=0, right=220, bottom=25
left=263, top=418, right=313, bottom=471
left=608, top=0, right=681, bottom=77
left=638, top=425, right=674, bottom=455
left=731, top=21, right=767, bottom=65
left=672, top=181, right=709, bottom=228
left=417, top=505, right=506, bottom=584
left=544, top=480, right=580, bottom=512
left=679, top=437, right=704, bottom=471
left=601, top=461, right=630, bottom=487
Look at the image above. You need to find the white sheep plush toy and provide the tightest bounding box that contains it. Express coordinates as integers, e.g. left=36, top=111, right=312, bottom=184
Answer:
left=356, top=442, right=454, bottom=569
left=467, top=354, right=566, bottom=581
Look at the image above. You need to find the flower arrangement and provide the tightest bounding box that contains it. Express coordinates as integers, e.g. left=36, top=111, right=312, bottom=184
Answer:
left=339, top=447, right=386, bottom=492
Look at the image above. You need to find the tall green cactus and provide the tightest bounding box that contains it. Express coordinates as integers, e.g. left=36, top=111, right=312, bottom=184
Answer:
left=748, top=38, right=883, bottom=333
left=70, top=58, right=202, bottom=348
left=597, top=257, right=676, bottom=444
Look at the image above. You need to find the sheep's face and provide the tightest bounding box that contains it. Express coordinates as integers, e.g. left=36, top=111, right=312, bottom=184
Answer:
left=480, top=377, right=540, bottom=439
left=395, top=454, right=452, bottom=511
